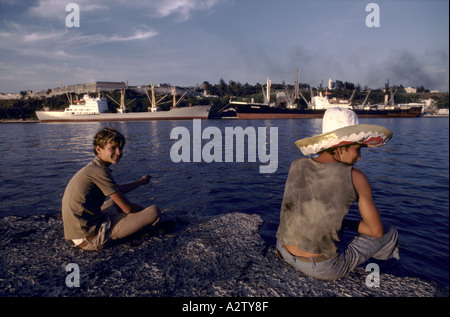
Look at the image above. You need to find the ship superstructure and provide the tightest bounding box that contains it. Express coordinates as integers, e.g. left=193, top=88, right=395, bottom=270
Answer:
left=36, top=84, right=210, bottom=122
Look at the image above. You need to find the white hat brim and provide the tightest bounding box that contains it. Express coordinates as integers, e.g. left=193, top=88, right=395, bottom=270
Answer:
left=295, top=124, right=393, bottom=156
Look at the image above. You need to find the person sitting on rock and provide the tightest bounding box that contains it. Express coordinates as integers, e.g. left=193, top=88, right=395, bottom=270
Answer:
left=276, top=107, right=400, bottom=280
left=62, top=127, right=173, bottom=251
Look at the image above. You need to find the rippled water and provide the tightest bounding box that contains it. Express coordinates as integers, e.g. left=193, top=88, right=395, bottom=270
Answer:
left=0, top=118, right=448, bottom=286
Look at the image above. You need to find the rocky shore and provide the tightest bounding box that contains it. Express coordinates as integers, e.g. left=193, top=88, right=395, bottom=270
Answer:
left=0, top=211, right=448, bottom=298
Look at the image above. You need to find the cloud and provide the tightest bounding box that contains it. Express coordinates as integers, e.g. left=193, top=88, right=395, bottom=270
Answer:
left=28, top=0, right=107, bottom=19
left=362, top=49, right=450, bottom=91
left=10, top=24, right=157, bottom=46
left=71, top=27, right=159, bottom=45
left=0, top=21, right=158, bottom=67
left=109, top=29, right=158, bottom=42
left=27, top=0, right=222, bottom=22
left=23, top=30, right=65, bottom=42
left=138, top=0, right=222, bottom=21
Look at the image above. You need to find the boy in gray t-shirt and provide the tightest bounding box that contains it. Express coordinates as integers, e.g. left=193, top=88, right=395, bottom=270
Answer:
left=62, top=128, right=169, bottom=251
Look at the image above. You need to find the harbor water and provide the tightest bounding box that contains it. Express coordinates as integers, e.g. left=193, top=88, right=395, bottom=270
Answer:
left=0, top=117, right=448, bottom=287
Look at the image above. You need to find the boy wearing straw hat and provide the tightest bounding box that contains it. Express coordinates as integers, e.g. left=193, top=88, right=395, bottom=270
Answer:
left=276, top=107, right=399, bottom=281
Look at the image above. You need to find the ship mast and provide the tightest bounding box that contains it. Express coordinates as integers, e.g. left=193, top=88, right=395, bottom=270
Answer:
left=145, top=83, right=168, bottom=112
left=120, top=89, right=125, bottom=113
left=106, top=88, right=135, bottom=113
left=348, top=89, right=356, bottom=108
left=361, top=89, right=371, bottom=109
left=262, top=77, right=271, bottom=105
left=66, top=91, right=73, bottom=105
left=285, top=68, right=308, bottom=109
left=171, top=86, right=187, bottom=108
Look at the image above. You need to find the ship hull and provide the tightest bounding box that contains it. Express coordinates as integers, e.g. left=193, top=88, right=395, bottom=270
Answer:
left=235, top=105, right=422, bottom=119
left=36, top=106, right=211, bottom=123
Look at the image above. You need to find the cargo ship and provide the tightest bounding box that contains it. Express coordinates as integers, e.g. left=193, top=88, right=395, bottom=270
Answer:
left=221, top=76, right=423, bottom=119
left=36, top=85, right=211, bottom=123
left=231, top=96, right=423, bottom=119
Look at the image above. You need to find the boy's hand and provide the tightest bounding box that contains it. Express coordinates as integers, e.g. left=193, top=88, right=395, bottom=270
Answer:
left=140, top=175, right=151, bottom=185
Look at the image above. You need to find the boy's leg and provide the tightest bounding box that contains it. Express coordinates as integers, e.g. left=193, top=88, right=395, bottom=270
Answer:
left=275, top=225, right=399, bottom=280
left=108, top=205, right=161, bottom=240
left=76, top=220, right=111, bottom=251
left=339, top=225, right=400, bottom=270
left=319, top=225, right=399, bottom=280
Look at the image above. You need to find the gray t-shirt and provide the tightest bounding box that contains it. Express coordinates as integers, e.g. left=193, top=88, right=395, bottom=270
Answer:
left=276, top=158, right=356, bottom=257
left=62, top=156, right=120, bottom=240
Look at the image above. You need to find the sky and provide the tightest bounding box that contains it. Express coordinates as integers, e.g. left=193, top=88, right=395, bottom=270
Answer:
left=0, top=0, right=448, bottom=93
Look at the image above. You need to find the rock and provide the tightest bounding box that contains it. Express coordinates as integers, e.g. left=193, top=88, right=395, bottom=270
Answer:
left=0, top=212, right=447, bottom=297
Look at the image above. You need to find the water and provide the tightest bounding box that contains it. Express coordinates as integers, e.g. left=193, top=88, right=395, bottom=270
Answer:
left=0, top=118, right=448, bottom=286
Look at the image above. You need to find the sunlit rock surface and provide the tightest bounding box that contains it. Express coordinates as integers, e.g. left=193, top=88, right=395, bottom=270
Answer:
left=0, top=212, right=447, bottom=297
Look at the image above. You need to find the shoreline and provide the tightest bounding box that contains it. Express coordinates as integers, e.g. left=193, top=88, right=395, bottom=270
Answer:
left=0, top=119, right=39, bottom=123
left=0, top=115, right=448, bottom=123
left=1, top=211, right=448, bottom=298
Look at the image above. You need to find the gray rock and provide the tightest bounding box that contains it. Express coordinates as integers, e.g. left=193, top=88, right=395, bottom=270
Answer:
left=0, top=212, right=447, bottom=297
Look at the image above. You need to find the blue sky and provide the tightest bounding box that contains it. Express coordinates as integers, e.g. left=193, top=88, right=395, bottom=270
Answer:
left=0, top=0, right=448, bottom=93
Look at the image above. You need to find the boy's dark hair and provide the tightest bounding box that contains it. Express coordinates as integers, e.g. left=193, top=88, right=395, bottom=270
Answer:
left=323, top=143, right=367, bottom=155
left=93, top=128, right=126, bottom=155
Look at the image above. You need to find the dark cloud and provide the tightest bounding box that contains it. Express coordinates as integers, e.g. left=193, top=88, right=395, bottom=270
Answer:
left=362, top=49, right=448, bottom=91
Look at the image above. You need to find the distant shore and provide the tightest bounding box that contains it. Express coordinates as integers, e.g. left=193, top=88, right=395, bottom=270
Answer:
left=0, top=211, right=448, bottom=298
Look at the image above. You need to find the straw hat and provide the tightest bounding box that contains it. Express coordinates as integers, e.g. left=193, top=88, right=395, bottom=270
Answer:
left=295, top=107, right=393, bottom=156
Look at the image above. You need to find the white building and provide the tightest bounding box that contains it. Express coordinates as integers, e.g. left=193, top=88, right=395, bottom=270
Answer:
left=405, top=86, right=417, bottom=93
left=328, top=78, right=334, bottom=90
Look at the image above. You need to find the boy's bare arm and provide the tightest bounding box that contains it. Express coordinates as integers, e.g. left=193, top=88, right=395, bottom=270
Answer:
left=352, top=168, right=383, bottom=238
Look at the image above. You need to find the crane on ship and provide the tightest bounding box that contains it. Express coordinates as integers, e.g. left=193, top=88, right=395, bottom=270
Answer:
left=360, top=89, right=372, bottom=109
left=146, top=83, right=168, bottom=112
left=284, top=68, right=310, bottom=109
left=145, top=83, right=188, bottom=112
left=261, top=77, right=271, bottom=105
left=171, top=86, right=188, bottom=108
left=106, top=88, right=135, bottom=113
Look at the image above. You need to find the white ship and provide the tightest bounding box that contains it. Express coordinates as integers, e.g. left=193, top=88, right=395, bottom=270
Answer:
left=36, top=85, right=211, bottom=123
left=310, top=90, right=355, bottom=110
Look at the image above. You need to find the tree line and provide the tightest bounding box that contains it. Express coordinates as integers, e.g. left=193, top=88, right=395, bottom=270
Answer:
left=203, top=78, right=448, bottom=112
left=1, top=79, right=448, bottom=120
